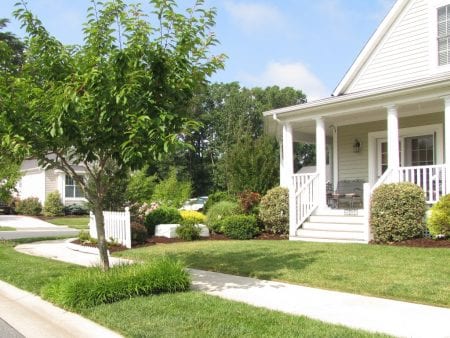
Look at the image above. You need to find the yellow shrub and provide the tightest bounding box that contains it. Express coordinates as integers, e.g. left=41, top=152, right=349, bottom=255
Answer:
left=180, top=210, right=206, bottom=224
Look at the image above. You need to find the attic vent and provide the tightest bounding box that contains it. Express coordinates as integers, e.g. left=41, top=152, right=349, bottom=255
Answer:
left=438, top=5, right=450, bottom=66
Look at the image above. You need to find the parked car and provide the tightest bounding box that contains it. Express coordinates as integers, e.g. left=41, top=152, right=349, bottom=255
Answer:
left=0, top=202, right=12, bottom=215
left=180, top=196, right=208, bottom=211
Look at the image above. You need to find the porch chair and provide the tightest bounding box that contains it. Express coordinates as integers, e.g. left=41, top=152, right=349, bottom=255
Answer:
left=330, top=180, right=364, bottom=209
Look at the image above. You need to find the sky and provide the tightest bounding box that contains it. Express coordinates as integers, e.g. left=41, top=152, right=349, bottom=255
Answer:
left=0, top=0, right=396, bottom=101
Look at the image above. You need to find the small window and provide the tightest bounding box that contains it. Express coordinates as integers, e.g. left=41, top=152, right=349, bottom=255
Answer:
left=65, top=175, right=84, bottom=198
left=437, top=5, right=450, bottom=66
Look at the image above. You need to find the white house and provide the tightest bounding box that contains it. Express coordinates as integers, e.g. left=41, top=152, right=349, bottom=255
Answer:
left=264, top=0, right=450, bottom=243
left=16, top=158, right=87, bottom=206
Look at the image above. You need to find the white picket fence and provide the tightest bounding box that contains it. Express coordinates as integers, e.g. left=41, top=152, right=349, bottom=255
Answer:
left=89, top=207, right=131, bottom=249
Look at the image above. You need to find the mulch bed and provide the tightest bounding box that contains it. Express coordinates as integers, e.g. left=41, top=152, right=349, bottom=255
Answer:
left=388, top=238, right=450, bottom=248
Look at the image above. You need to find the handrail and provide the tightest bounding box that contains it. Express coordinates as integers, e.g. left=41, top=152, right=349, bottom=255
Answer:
left=295, top=173, right=319, bottom=197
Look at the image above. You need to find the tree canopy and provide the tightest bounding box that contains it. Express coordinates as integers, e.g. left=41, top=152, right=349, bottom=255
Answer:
left=1, top=0, right=224, bottom=270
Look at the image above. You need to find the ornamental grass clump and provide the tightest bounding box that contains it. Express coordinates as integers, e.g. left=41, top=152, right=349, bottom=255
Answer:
left=370, top=182, right=426, bottom=243
left=427, top=194, right=450, bottom=238
left=42, top=258, right=190, bottom=310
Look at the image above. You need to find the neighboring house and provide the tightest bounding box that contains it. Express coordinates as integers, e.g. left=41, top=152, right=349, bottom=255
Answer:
left=16, top=158, right=87, bottom=206
left=264, top=0, right=450, bottom=243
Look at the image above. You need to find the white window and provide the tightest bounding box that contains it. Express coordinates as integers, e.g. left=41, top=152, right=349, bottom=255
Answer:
left=438, top=5, right=450, bottom=66
left=65, top=175, right=84, bottom=198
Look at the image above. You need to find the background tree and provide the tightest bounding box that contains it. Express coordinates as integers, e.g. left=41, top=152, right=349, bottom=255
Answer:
left=2, top=0, right=224, bottom=270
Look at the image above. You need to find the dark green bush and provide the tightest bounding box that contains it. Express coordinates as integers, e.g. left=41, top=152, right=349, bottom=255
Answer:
left=204, top=191, right=237, bottom=212
left=43, top=192, right=64, bottom=217
left=131, top=222, right=148, bottom=244
left=206, top=201, right=241, bottom=234
left=221, top=215, right=260, bottom=240
left=64, top=203, right=89, bottom=215
left=427, top=194, right=450, bottom=238
left=15, top=197, right=42, bottom=216
left=370, top=183, right=426, bottom=243
left=259, top=187, right=289, bottom=235
left=42, top=258, right=190, bottom=309
left=144, top=206, right=182, bottom=236
left=176, top=222, right=201, bottom=241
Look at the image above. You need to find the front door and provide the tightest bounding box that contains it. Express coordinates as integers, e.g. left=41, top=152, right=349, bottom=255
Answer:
left=376, top=134, right=435, bottom=178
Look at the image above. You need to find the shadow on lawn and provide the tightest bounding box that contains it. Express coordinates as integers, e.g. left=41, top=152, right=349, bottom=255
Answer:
left=164, top=247, right=323, bottom=282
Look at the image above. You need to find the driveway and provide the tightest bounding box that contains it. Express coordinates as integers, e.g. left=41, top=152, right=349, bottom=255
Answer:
left=0, top=215, right=58, bottom=229
left=0, top=215, right=79, bottom=240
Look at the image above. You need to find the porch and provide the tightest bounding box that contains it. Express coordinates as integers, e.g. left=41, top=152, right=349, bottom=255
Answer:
left=265, top=80, right=450, bottom=243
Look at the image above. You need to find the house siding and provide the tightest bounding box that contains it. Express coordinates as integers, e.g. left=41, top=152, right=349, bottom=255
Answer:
left=44, top=169, right=59, bottom=198
left=337, top=112, right=443, bottom=181
left=347, top=0, right=430, bottom=93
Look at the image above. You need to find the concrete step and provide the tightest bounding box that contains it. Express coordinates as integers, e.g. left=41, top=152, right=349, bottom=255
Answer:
left=290, top=236, right=367, bottom=244
left=308, top=215, right=364, bottom=224
left=296, top=229, right=365, bottom=241
left=313, top=209, right=365, bottom=217
left=302, top=222, right=364, bottom=232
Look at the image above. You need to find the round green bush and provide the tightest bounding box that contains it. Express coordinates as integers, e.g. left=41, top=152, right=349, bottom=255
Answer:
left=221, top=215, right=260, bottom=240
left=144, top=206, right=182, bottom=236
left=43, top=192, right=64, bottom=216
left=427, top=194, right=450, bottom=238
left=259, top=187, right=289, bottom=235
left=15, top=197, right=43, bottom=216
left=370, top=182, right=426, bottom=243
left=176, top=222, right=201, bottom=241
left=206, top=201, right=241, bottom=234
left=131, top=222, right=148, bottom=244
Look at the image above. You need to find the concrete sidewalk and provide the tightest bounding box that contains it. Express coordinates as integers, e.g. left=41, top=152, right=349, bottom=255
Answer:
left=0, top=280, right=123, bottom=338
left=11, top=239, right=450, bottom=338
left=0, top=215, right=60, bottom=229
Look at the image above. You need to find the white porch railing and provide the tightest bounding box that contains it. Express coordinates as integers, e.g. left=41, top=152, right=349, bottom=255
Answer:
left=291, top=173, right=319, bottom=235
left=89, top=207, right=131, bottom=249
left=372, top=165, right=447, bottom=204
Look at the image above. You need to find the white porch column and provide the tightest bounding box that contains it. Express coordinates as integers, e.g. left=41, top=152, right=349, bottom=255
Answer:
left=279, top=141, right=285, bottom=187
left=281, top=123, right=294, bottom=187
left=444, top=96, right=450, bottom=193
left=387, top=105, right=399, bottom=178
left=316, top=117, right=327, bottom=209
left=332, top=125, right=338, bottom=191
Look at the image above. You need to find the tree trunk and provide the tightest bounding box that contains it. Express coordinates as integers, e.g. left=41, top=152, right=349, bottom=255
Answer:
left=93, top=204, right=110, bottom=271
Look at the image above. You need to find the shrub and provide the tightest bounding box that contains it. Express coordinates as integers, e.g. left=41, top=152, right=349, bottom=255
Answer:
left=144, top=206, right=182, bottom=236
left=42, top=258, right=190, bottom=309
left=239, top=191, right=261, bottom=214
left=78, top=230, right=90, bottom=242
left=43, top=192, right=64, bottom=216
left=176, top=222, right=201, bottom=241
left=180, top=210, right=206, bottom=224
left=427, top=194, right=450, bottom=238
left=131, top=222, right=148, bottom=244
left=64, top=203, right=89, bottom=215
left=370, top=183, right=426, bottom=243
left=206, top=201, right=241, bottom=234
left=221, top=215, right=260, bottom=240
left=204, top=191, right=236, bottom=212
left=259, top=187, right=289, bottom=235
left=15, top=197, right=42, bottom=216
left=126, top=168, right=157, bottom=204
left=152, top=168, right=192, bottom=208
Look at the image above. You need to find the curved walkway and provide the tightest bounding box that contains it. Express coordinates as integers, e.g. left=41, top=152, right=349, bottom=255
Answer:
left=10, top=240, right=450, bottom=338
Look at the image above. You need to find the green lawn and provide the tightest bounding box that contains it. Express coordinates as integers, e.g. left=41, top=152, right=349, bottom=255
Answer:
left=0, top=240, right=386, bottom=337
left=116, top=240, right=450, bottom=308
left=43, top=216, right=89, bottom=229
left=0, top=226, right=15, bottom=231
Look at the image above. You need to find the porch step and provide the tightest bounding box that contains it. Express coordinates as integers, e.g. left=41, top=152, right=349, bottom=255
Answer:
left=302, top=222, right=364, bottom=232
left=308, top=215, right=364, bottom=225
left=290, top=236, right=367, bottom=244
left=296, top=229, right=366, bottom=241
left=312, top=209, right=365, bottom=217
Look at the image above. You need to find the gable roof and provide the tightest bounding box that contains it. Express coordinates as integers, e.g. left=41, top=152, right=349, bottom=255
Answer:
left=333, top=0, right=410, bottom=96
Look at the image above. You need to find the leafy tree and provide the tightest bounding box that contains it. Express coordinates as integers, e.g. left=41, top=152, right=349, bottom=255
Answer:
left=219, top=134, right=279, bottom=195
left=2, top=0, right=224, bottom=270
left=0, top=157, right=21, bottom=203
left=152, top=168, right=192, bottom=208
left=125, top=166, right=157, bottom=204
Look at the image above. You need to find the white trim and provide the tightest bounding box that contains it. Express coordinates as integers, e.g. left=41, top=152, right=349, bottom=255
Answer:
left=368, top=123, right=444, bottom=185
left=429, top=1, right=450, bottom=74
left=332, top=126, right=339, bottom=191
left=316, top=118, right=327, bottom=208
